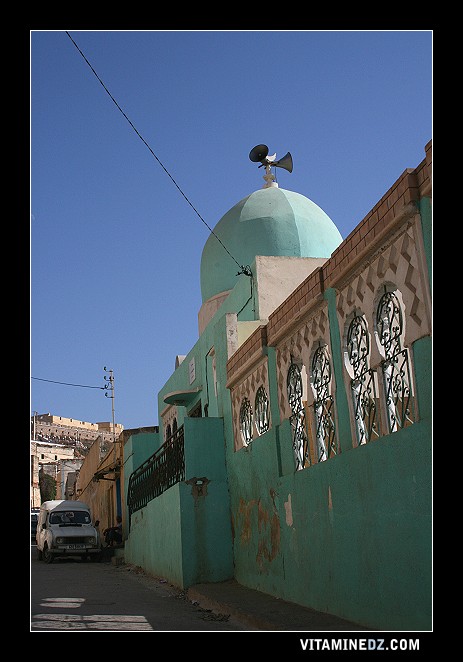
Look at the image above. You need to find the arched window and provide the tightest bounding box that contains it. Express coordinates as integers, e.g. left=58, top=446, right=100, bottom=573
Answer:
left=254, top=386, right=270, bottom=435
left=311, top=345, right=337, bottom=462
left=376, top=290, right=415, bottom=433
left=287, top=362, right=310, bottom=470
left=239, top=398, right=253, bottom=446
left=346, top=314, right=380, bottom=445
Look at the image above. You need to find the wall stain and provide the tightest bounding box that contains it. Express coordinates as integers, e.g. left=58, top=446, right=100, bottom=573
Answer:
left=237, top=498, right=257, bottom=544
left=237, top=491, right=281, bottom=568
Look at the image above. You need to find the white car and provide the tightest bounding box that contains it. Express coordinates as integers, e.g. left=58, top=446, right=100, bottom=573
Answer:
left=31, top=509, right=40, bottom=540
left=36, top=500, right=102, bottom=563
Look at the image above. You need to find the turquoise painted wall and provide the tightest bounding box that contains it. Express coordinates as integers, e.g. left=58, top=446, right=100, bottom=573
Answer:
left=229, top=410, right=431, bottom=630
left=181, top=417, right=234, bottom=585
left=129, top=430, right=160, bottom=470
left=123, top=430, right=159, bottom=527
left=124, top=417, right=234, bottom=588
left=124, top=484, right=185, bottom=585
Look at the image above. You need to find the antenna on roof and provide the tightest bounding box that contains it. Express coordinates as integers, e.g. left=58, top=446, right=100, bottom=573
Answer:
left=249, top=144, right=293, bottom=188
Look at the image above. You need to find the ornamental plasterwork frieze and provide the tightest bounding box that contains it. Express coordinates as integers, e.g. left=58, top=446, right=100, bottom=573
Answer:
left=336, top=214, right=431, bottom=360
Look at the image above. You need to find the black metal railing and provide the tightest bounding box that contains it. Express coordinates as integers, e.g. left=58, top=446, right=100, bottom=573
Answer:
left=127, top=425, right=185, bottom=522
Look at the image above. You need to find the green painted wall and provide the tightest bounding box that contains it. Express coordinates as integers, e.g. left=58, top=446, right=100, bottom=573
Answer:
left=229, top=416, right=431, bottom=630
left=124, top=417, right=234, bottom=588
left=181, top=416, right=234, bottom=585
left=123, top=430, right=160, bottom=527
left=124, top=484, right=185, bottom=585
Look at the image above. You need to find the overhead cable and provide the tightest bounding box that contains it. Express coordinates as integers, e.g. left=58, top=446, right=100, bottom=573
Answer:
left=32, top=377, right=105, bottom=389
left=65, top=31, right=247, bottom=274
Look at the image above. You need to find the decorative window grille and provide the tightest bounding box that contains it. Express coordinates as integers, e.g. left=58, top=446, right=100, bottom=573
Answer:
left=239, top=397, right=253, bottom=446
left=311, top=346, right=337, bottom=462
left=287, top=362, right=310, bottom=470
left=347, top=314, right=380, bottom=445
left=254, top=386, right=270, bottom=435
left=376, top=291, right=415, bottom=433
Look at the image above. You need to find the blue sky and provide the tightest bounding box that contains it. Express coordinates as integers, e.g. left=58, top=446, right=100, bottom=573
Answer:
left=30, top=29, right=432, bottom=430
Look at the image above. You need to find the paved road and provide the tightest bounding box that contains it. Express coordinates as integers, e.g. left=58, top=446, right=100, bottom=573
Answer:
left=30, top=544, right=246, bottom=632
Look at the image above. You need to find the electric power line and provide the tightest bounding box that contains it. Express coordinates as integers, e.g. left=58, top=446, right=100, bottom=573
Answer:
left=32, top=377, right=105, bottom=389
left=65, top=31, right=250, bottom=277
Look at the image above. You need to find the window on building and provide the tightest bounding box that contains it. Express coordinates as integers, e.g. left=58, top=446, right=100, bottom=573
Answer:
left=166, top=424, right=172, bottom=441
left=287, top=362, right=310, bottom=470
left=254, top=385, right=270, bottom=435
left=376, top=289, right=415, bottom=433
left=310, top=345, right=337, bottom=462
left=346, top=314, right=380, bottom=445
left=239, top=397, right=253, bottom=446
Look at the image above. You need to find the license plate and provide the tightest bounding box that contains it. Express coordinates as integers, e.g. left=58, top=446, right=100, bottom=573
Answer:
left=65, top=544, right=85, bottom=549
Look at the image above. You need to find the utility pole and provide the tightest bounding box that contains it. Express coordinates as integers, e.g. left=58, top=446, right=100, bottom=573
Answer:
left=104, top=367, right=116, bottom=445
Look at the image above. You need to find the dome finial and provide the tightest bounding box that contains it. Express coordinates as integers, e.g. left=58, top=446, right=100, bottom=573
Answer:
left=249, top=144, right=293, bottom=189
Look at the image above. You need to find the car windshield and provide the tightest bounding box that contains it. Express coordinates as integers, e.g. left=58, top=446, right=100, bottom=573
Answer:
left=49, top=510, right=91, bottom=525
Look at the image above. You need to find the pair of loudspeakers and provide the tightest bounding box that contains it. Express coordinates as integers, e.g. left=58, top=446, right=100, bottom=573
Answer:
left=249, top=144, right=293, bottom=173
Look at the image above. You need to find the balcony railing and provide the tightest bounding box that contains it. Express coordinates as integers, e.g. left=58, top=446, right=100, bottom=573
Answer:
left=127, top=425, right=185, bottom=522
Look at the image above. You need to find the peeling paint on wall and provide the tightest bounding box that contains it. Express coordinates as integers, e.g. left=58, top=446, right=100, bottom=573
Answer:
left=256, top=495, right=280, bottom=568
left=284, top=493, right=293, bottom=526
left=237, top=493, right=281, bottom=568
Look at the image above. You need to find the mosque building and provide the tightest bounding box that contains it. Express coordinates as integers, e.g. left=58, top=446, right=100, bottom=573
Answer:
left=82, top=141, right=432, bottom=631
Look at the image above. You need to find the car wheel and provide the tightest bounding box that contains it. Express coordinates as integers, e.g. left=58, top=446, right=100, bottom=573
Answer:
left=42, top=545, right=54, bottom=564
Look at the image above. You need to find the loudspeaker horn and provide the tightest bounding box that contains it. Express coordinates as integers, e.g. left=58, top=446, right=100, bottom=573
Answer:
left=249, top=144, right=269, bottom=163
left=273, top=152, right=293, bottom=173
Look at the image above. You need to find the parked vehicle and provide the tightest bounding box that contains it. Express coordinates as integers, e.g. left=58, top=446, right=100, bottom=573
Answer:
left=31, top=509, right=39, bottom=540
left=36, top=500, right=102, bottom=563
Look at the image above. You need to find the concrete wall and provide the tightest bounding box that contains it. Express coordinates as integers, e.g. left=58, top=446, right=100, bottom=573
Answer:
left=124, top=417, right=233, bottom=587
left=227, top=372, right=431, bottom=630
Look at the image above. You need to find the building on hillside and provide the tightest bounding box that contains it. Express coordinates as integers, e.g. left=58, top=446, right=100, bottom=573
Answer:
left=31, top=414, right=124, bottom=508
left=122, top=141, right=432, bottom=631
left=30, top=439, right=79, bottom=507
left=31, top=413, right=123, bottom=454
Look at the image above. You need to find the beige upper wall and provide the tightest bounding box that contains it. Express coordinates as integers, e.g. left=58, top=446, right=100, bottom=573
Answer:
left=198, top=255, right=327, bottom=336
left=254, top=256, right=328, bottom=320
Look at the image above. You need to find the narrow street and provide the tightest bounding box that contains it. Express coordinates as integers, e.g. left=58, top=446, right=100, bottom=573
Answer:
left=30, top=544, right=246, bottom=633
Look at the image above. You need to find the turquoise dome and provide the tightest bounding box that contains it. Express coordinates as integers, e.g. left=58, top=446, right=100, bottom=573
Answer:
left=200, top=187, right=343, bottom=303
